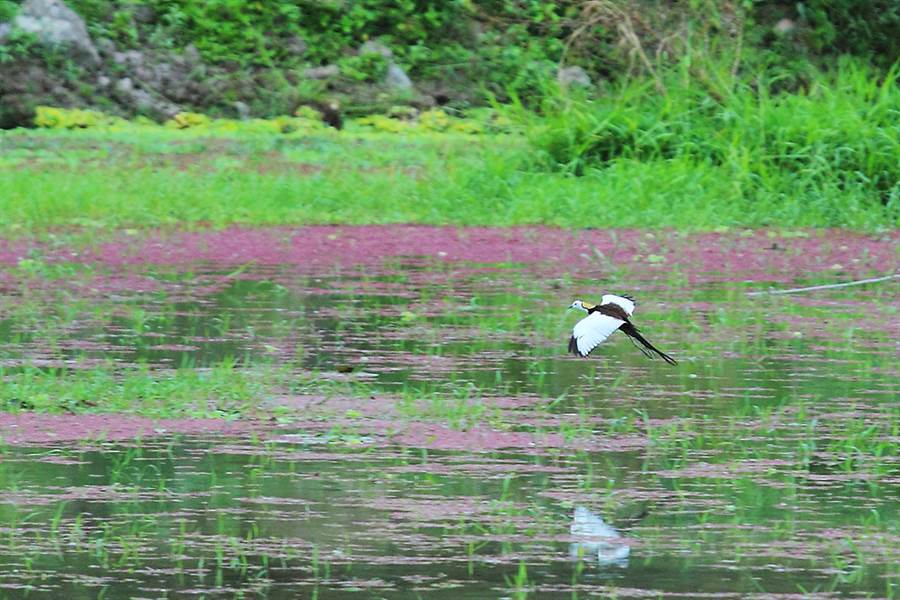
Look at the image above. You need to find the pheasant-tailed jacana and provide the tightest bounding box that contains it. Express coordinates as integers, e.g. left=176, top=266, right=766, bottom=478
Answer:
left=568, top=294, right=676, bottom=365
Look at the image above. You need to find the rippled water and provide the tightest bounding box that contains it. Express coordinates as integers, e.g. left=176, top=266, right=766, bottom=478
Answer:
left=0, top=227, right=897, bottom=598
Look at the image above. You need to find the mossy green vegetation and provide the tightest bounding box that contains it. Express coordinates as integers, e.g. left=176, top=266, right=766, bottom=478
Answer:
left=57, top=0, right=900, bottom=97
left=3, top=0, right=898, bottom=129
left=0, top=362, right=378, bottom=419
left=2, top=363, right=259, bottom=418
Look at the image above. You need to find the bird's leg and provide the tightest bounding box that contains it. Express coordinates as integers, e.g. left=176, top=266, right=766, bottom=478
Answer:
left=628, top=335, right=655, bottom=359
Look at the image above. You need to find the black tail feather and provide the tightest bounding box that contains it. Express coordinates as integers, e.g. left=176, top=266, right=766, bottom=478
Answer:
left=568, top=336, right=582, bottom=357
left=620, top=323, right=677, bottom=365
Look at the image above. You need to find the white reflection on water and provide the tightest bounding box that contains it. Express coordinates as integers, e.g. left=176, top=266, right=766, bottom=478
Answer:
left=569, top=506, right=630, bottom=566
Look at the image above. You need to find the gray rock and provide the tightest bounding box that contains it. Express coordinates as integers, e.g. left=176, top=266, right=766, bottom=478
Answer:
left=152, top=61, right=175, bottom=86
left=285, top=35, right=307, bottom=56
left=233, top=101, right=250, bottom=120
left=114, top=76, right=135, bottom=94
left=557, top=66, right=592, bottom=88
left=0, top=57, right=71, bottom=128
left=385, top=63, right=412, bottom=91
left=135, top=63, right=157, bottom=83
left=304, top=64, right=339, bottom=79
left=107, top=46, right=205, bottom=105
left=182, top=44, right=201, bottom=67
left=0, top=63, right=47, bottom=94
left=112, top=49, right=144, bottom=67
left=358, top=41, right=413, bottom=92
left=113, top=76, right=180, bottom=119
left=129, top=88, right=162, bottom=114
left=130, top=5, right=155, bottom=24
left=14, top=0, right=100, bottom=66
left=388, top=105, right=419, bottom=120
left=0, top=22, right=12, bottom=43
left=96, top=74, right=110, bottom=88
left=774, top=18, right=796, bottom=35
left=95, top=36, right=116, bottom=57
left=359, top=40, right=393, bottom=58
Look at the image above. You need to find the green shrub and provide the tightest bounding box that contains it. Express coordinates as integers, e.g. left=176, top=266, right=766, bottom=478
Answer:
left=0, top=28, right=40, bottom=63
left=34, top=106, right=124, bottom=129
left=338, top=52, right=388, bottom=82
left=354, top=109, right=483, bottom=134
left=0, top=0, right=18, bottom=22
left=45, top=1, right=896, bottom=89
left=519, top=58, right=899, bottom=210
left=796, top=0, right=900, bottom=65
left=30, top=106, right=329, bottom=134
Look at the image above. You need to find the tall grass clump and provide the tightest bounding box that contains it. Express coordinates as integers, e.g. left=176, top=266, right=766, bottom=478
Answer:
left=519, top=58, right=899, bottom=228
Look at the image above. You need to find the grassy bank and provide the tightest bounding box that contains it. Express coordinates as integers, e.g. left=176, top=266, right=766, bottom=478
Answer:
left=523, top=60, right=899, bottom=214
left=1, top=61, right=897, bottom=232
left=1, top=132, right=894, bottom=232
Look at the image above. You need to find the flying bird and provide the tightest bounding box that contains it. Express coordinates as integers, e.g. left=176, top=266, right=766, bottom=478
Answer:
left=568, top=294, right=677, bottom=365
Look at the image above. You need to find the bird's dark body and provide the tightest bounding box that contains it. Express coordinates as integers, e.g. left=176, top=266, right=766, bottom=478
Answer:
left=590, top=303, right=630, bottom=321
left=569, top=301, right=677, bottom=365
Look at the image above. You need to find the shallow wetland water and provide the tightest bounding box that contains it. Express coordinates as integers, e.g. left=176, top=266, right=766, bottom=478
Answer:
left=0, top=226, right=898, bottom=598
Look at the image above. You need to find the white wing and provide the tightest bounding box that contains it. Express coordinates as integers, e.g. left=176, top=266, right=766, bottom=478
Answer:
left=601, top=294, right=635, bottom=316
left=571, top=312, right=624, bottom=357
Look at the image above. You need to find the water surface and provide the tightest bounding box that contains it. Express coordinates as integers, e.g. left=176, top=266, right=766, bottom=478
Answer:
left=0, top=226, right=897, bottom=598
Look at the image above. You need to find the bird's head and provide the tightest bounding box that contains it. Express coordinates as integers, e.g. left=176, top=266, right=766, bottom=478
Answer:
left=568, top=300, right=592, bottom=313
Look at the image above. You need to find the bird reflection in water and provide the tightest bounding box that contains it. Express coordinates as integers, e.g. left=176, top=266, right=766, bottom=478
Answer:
left=569, top=506, right=630, bottom=567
